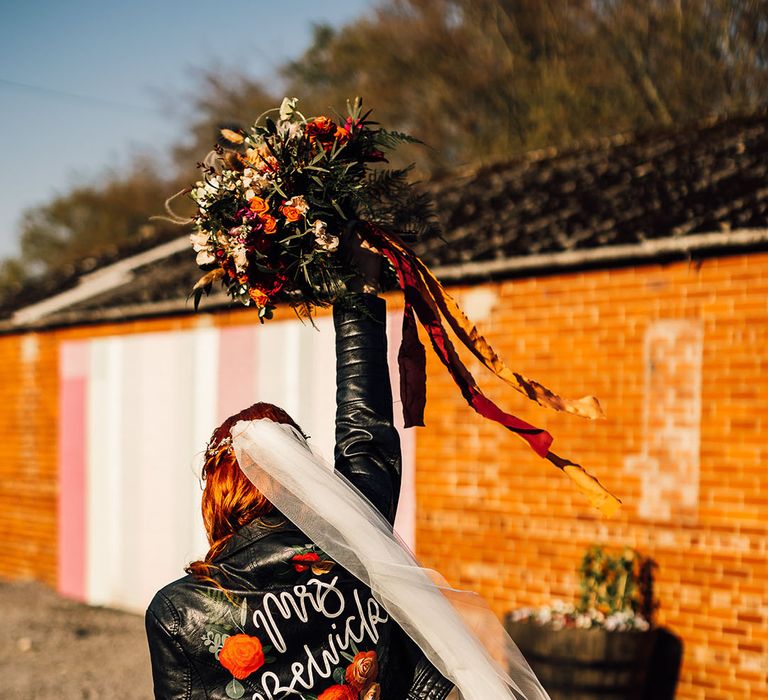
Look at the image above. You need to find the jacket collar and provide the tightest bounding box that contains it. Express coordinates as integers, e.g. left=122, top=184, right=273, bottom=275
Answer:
left=215, top=513, right=298, bottom=562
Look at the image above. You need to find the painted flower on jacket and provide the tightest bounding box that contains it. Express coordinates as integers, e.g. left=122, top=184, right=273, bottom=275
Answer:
left=317, top=684, right=357, bottom=700
left=291, top=545, right=336, bottom=575
left=361, top=682, right=381, bottom=700
left=219, top=633, right=265, bottom=679
left=292, top=552, right=321, bottom=572
left=345, top=650, right=379, bottom=691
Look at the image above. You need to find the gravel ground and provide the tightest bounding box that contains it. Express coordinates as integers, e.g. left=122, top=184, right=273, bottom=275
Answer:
left=2, top=580, right=153, bottom=699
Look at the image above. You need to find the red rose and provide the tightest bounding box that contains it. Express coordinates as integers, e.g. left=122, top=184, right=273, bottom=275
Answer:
left=306, top=116, right=343, bottom=152
left=318, top=685, right=356, bottom=700
left=292, top=552, right=321, bottom=572
left=305, top=116, right=336, bottom=138
left=345, top=650, right=379, bottom=690
left=219, top=634, right=265, bottom=679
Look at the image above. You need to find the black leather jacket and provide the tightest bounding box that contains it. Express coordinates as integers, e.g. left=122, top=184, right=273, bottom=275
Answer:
left=146, top=295, right=454, bottom=700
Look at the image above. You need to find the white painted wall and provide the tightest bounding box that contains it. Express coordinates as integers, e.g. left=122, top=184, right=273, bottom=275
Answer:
left=72, top=312, right=414, bottom=613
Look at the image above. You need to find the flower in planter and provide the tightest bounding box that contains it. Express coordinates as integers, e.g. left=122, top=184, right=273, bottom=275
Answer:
left=510, top=546, right=656, bottom=632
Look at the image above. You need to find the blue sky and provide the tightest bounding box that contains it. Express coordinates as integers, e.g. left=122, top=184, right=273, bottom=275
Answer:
left=0, top=0, right=376, bottom=258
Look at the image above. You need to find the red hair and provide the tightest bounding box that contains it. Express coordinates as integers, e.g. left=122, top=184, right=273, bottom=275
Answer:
left=187, top=402, right=306, bottom=583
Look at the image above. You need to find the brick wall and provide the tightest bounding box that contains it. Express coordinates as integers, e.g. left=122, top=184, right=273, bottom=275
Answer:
left=414, top=253, right=768, bottom=699
left=1, top=252, right=766, bottom=697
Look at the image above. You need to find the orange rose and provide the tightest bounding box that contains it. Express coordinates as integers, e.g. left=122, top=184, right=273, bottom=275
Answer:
left=262, top=215, right=278, bottom=234
left=361, top=683, right=381, bottom=700
left=318, top=685, right=356, bottom=700
left=248, top=288, right=270, bottom=308
left=334, top=125, right=349, bottom=144
left=281, top=205, right=302, bottom=222
left=249, top=197, right=270, bottom=216
left=345, top=651, right=378, bottom=690
left=219, top=634, right=265, bottom=680
left=306, top=116, right=335, bottom=136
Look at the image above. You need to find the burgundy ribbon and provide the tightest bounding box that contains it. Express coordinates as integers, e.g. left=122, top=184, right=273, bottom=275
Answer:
left=366, top=225, right=553, bottom=459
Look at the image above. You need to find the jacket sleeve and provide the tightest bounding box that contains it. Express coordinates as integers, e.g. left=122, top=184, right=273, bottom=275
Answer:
left=333, top=293, right=401, bottom=524
left=407, top=657, right=455, bottom=700
left=393, top=626, right=455, bottom=700
left=145, top=591, right=199, bottom=700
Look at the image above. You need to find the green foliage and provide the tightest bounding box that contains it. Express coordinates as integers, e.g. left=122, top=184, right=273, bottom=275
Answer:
left=194, top=587, right=243, bottom=632
left=577, top=545, right=657, bottom=623
left=355, top=167, right=441, bottom=242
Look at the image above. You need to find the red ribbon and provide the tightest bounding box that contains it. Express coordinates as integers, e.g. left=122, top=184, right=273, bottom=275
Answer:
left=366, top=225, right=553, bottom=459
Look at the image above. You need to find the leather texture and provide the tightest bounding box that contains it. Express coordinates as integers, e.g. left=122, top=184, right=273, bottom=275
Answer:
left=146, top=295, right=454, bottom=700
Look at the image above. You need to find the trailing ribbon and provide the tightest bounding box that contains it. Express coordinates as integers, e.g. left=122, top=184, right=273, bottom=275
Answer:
left=364, top=224, right=621, bottom=517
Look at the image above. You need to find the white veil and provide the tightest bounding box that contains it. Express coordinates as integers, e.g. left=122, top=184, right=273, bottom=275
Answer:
left=231, top=419, right=550, bottom=700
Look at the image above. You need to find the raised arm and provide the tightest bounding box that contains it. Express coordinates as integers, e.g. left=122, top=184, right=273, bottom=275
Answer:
left=333, top=292, right=401, bottom=524
left=333, top=235, right=453, bottom=700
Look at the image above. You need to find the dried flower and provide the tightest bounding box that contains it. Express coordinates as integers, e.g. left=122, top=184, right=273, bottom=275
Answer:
left=313, top=220, right=339, bottom=252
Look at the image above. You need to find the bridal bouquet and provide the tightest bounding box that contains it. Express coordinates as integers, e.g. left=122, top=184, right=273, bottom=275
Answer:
left=189, top=97, right=433, bottom=320
left=185, top=98, right=621, bottom=517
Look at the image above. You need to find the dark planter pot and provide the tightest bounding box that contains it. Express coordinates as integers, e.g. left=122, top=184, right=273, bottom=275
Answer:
left=505, top=618, right=659, bottom=700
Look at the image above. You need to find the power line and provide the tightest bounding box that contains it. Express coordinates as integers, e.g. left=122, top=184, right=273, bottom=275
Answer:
left=0, top=76, right=164, bottom=116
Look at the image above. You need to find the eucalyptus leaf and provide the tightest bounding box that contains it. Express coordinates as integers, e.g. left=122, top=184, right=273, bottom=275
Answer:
left=240, top=598, right=248, bottom=627
left=225, top=680, right=245, bottom=699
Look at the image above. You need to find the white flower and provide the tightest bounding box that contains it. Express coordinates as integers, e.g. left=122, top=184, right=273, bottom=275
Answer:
left=189, top=232, right=211, bottom=252
left=242, top=169, right=270, bottom=192
left=510, top=608, right=532, bottom=622
left=228, top=225, right=247, bottom=242
left=232, top=244, right=248, bottom=273
left=278, top=120, right=304, bottom=141
left=284, top=195, right=309, bottom=215
left=313, top=220, right=339, bottom=252
left=196, top=250, right=216, bottom=266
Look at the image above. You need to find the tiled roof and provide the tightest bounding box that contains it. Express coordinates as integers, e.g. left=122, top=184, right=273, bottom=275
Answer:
left=419, top=112, right=768, bottom=267
left=5, top=111, right=768, bottom=329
